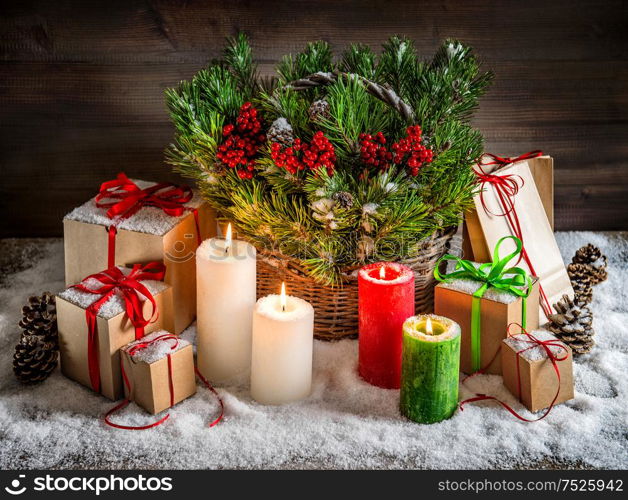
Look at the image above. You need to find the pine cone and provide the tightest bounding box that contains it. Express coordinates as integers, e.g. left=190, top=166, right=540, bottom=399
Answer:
left=572, top=244, right=608, bottom=285
left=267, top=117, right=294, bottom=147
left=13, top=334, right=59, bottom=384
left=547, top=294, right=595, bottom=355
left=19, top=292, right=57, bottom=342
left=332, top=191, right=354, bottom=208
left=567, top=263, right=593, bottom=305
left=308, top=99, right=330, bottom=122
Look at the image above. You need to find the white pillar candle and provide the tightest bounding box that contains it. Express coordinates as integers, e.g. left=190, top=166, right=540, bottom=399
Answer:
left=196, top=224, right=256, bottom=383
left=251, top=284, right=314, bottom=405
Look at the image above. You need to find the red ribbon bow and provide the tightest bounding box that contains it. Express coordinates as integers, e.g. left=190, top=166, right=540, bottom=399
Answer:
left=71, top=262, right=166, bottom=393
left=96, top=172, right=193, bottom=220
left=473, top=151, right=553, bottom=317
left=104, top=334, right=224, bottom=431
left=96, top=173, right=202, bottom=268
left=460, top=323, right=570, bottom=422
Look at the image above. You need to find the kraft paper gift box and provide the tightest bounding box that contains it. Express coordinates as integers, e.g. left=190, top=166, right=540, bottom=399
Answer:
left=502, top=329, right=574, bottom=412
left=434, top=277, right=539, bottom=375
left=57, top=266, right=174, bottom=401
left=464, top=158, right=572, bottom=324
left=121, top=330, right=196, bottom=415
left=63, top=175, right=217, bottom=334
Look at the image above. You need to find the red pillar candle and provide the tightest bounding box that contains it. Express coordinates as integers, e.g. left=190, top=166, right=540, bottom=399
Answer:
left=358, top=262, right=415, bottom=389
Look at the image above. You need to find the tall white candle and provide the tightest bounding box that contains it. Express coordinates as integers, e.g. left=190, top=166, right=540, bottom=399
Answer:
left=251, top=284, right=314, bottom=405
left=196, top=224, right=256, bottom=383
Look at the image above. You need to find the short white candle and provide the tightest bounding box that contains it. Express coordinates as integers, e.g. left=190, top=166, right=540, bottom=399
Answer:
left=251, top=284, right=314, bottom=405
left=196, top=224, right=256, bottom=383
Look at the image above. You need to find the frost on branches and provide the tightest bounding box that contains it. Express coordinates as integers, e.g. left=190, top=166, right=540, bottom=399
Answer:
left=165, top=33, right=492, bottom=284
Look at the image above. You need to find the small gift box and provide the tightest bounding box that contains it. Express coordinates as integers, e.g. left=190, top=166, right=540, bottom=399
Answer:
left=502, top=329, right=574, bottom=412
left=63, top=173, right=216, bottom=333
left=434, top=236, right=539, bottom=375
left=56, top=264, right=174, bottom=400
left=464, top=153, right=573, bottom=323
left=121, top=330, right=196, bottom=415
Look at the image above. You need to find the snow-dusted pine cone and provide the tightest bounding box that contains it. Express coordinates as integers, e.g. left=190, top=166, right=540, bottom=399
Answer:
left=308, top=99, right=330, bottom=122
left=332, top=191, right=355, bottom=208
left=267, top=117, right=294, bottom=146
left=571, top=244, right=608, bottom=285
left=567, top=262, right=594, bottom=305
left=13, top=334, right=59, bottom=384
left=19, top=292, right=57, bottom=342
left=547, top=294, right=594, bottom=355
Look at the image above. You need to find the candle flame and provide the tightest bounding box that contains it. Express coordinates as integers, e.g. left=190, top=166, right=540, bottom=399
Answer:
left=280, top=282, right=287, bottom=312
left=379, top=265, right=386, bottom=280
left=225, top=223, right=232, bottom=253
left=426, top=317, right=433, bottom=335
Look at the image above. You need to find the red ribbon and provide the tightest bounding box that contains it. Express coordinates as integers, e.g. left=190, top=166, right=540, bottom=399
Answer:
left=104, top=334, right=225, bottom=430
left=96, top=173, right=202, bottom=268
left=71, top=262, right=166, bottom=393
left=474, top=152, right=553, bottom=317
left=459, top=323, right=570, bottom=422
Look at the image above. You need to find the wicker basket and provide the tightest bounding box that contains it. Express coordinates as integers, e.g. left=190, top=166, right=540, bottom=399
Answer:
left=256, top=226, right=462, bottom=340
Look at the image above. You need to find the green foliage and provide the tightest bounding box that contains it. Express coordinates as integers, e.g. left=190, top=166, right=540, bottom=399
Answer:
left=166, top=34, right=492, bottom=285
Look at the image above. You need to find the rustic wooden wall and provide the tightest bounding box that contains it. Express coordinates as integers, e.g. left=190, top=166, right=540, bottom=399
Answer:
left=1, top=0, right=627, bottom=236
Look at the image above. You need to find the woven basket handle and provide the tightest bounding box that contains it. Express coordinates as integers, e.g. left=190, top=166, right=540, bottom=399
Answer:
left=285, top=71, right=415, bottom=123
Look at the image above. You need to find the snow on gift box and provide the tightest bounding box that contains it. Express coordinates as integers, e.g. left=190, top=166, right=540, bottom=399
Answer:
left=434, top=236, right=539, bottom=375
left=56, top=264, right=174, bottom=401
left=63, top=173, right=216, bottom=334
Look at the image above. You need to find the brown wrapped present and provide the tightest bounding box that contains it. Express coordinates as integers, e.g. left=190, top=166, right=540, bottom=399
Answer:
left=56, top=264, right=174, bottom=400
left=502, top=329, right=574, bottom=412
left=63, top=173, right=216, bottom=333
left=121, top=330, right=196, bottom=415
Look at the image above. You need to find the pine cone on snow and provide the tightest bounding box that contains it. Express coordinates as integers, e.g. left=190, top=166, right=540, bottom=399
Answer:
left=332, top=191, right=355, bottom=208
left=547, top=294, right=595, bottom=355
left=567, top=263, right=594, bottom=305
left=267, top=117, right=294, bottom=147
left=308, top=99, right=330, bottom=122
left=19, top=292, right=57, bottom=341
left=572, top=244, right=608, bottom=285
left=13, top=334, right=59, bottom=384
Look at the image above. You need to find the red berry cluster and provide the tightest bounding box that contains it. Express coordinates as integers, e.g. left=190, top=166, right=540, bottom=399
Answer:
left=391, top=125, right=433, bottom=176
left=359, top=126, right=433, bottom=176
left=270, top=131, right=336, bottom=176
left=359, top=132, right=393, bottom=171
left=216, top=102, right=265, bottom=179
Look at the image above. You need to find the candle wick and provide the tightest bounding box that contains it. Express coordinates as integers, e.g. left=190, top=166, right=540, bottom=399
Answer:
left=282, top=305, right=285, bottom=312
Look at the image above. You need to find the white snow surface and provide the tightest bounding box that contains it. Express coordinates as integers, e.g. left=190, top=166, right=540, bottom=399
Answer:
left=64, top=179, right=203, bottom=236
left=0, top=232, right=626, bottom=469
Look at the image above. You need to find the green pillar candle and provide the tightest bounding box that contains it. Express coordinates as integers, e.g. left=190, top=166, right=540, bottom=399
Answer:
left=400, top=314, right=461, bottom=424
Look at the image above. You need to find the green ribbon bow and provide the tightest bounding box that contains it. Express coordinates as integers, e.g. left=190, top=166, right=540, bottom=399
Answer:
left=434, top=236, right=533, bottom=372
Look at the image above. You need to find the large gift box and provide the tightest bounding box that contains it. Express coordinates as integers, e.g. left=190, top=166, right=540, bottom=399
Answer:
left=465, top=154, right=572, bottom=323
left=63, top=173, right=216, bottom=333
left=121, top=330, right=196, bottom=415
left=502, top=329, right=574, bottom=412
left=57, top=264, right=174, bottom=400
left=434, top=236, right=539, bottom=375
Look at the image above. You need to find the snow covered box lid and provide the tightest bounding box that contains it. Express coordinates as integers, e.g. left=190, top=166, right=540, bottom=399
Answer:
left=63, top=174, right=217, bottom=334
left=121, top=330, right=196, bottom=415
left=434, top=276, right=540, bottom=375
left=501, top=329, right=574, bottom=413
left=56, top=266, right=174, bottom=401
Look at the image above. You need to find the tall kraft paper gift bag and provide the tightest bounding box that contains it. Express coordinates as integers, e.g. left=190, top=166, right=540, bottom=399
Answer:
left=465, top=154, right=573, bottom=324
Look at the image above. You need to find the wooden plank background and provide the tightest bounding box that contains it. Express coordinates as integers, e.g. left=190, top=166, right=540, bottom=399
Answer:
left=1, top=0, right=627, bottom=236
